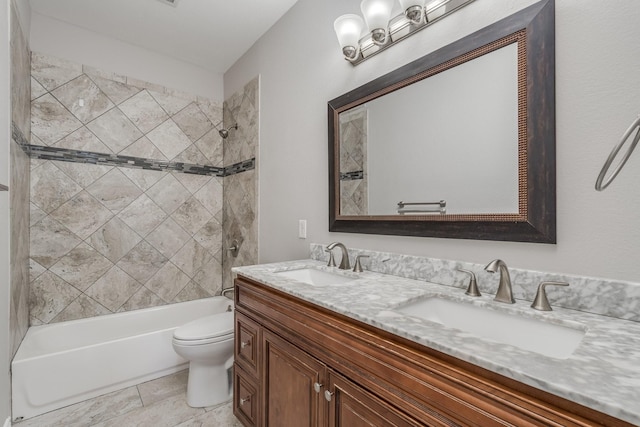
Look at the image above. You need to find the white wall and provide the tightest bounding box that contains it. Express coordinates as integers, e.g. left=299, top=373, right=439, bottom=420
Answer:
left=29, top=12, right=223, bottom=101
left=225, top=0, right=640, bottom=283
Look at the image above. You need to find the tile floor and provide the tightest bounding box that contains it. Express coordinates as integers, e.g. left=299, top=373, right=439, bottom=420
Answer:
left=15, top=370, right=243, bottom=427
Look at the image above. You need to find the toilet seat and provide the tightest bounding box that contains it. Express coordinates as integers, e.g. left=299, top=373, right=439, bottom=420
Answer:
left=173, top=311, right=234, bottom=345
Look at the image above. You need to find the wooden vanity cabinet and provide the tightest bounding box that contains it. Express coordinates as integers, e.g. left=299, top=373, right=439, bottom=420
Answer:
left=233, top=275, right=633, bottom=427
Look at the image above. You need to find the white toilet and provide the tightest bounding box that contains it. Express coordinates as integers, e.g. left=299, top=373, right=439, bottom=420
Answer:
left=172, top=310, right=235, bottom=408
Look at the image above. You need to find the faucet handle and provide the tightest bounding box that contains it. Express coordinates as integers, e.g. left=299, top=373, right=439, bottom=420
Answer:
left=353, top=255, right=369, bottom=273
left=325, top=249, right=336, bottom=267
left=531, top=281, right=569, bottom=311
left=456, top=269, right=481, bottom=297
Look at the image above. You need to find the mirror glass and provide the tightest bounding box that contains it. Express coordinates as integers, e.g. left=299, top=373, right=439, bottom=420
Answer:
left=339, top=43, right=519, bottom=216
left=328, top=0, right=556, bottom=243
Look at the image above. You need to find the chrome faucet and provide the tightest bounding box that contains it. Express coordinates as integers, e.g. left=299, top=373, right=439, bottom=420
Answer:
left=326, top=242, right=351, bottom=270
left=484, top=259, right=515, bottom=304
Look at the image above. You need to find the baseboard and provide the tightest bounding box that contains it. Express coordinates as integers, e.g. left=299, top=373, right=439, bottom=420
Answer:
left=3, top=416, right=11, bottom=427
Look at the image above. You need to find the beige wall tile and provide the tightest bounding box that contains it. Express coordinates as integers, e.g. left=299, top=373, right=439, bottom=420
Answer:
left=51, top=75, right=115, bottom=124
left=29, top=271, right=81, bottom=323
left=119, top=90, right=169, bottom=133
left=31, top=93, right=83, bottom=145
left=119, top=286, right=165, bottom=312
left=85, top=266, right=141, bottom=312
left=49, top=242, right=114, bottom=291
left=116, top=241, right=168, bottom=284
left=146, top=119, right=192, bottom=160
left=31, top=52, right=83, bottom=91
left=88, top=217, right=142, bottom=263
left=86, top=168, right=143, bottom=213
left=86, top=107, right=143, bottom=153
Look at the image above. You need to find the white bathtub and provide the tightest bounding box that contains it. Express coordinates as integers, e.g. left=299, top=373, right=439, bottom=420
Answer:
left=11, top=297, right=233, bottom=421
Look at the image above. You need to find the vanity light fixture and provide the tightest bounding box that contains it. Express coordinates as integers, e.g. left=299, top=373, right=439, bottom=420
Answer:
left=334, top=14, right=365, bottom=61
left=361, top=0, right=395, bottom=45
left=399, top=0, right=427, bottom=25
left=334, top=0, right=475, bottom=65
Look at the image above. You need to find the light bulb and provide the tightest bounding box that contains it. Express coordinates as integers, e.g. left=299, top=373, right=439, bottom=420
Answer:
left=361, top=0, right=394, bottom=45
left=334, top=14, right=365, bottom=61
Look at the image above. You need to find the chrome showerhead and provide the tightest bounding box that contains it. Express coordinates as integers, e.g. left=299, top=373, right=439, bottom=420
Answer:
left=219, top=123, right=238, bottom=139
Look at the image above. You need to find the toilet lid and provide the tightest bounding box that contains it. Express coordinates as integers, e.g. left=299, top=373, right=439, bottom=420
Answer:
left=174, top=311, right=234, bottom=341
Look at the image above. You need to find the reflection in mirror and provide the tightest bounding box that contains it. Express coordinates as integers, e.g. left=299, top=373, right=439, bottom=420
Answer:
left=339, top=43, right=519, bottom=216
left=328, top=0, right=556, bottom=243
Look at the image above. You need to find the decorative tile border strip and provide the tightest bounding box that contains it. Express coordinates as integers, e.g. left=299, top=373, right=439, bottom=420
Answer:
left=11, top=121, right=29, bottom=147
left=27, top=145, right=256, bottom=177
left=340, top=170, right=364, bottom=180
left=225, top=159, right=256, bottom=176
left=12, top=121, right=254, bottom=177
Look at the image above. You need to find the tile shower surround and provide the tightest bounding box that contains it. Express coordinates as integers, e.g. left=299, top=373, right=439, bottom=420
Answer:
left=28, top=53, right=259, bottom=324
left=9, top=0, right=32, bottom=360
left=221, top=77, right=259, bottom=290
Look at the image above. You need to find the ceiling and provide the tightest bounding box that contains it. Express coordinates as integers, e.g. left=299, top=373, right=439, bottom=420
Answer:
left=29, top=0, right=299, bottom=74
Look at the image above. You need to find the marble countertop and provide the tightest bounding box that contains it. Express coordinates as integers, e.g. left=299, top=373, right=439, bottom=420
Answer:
left=233, top=260, right=640, bottom=426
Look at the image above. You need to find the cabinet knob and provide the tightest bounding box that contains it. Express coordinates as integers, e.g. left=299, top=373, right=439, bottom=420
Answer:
left=240, top=396, right=251, bottom=405
left=241, top=340, right=251, bottom=349
left=324, top=390, right=334, bottom=402
left=313, top=382, right=323, bottom=393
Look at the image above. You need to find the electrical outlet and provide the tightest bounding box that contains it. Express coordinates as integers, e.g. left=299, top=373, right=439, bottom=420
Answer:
left=298, top=219, right=307, bottom=239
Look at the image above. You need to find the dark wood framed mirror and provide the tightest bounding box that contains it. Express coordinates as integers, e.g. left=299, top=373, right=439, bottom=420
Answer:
left=328, top=0, right=555, bottom=243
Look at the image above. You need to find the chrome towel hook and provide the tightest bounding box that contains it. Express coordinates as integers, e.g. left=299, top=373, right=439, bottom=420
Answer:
left=595, top=114, right=640, bottom=191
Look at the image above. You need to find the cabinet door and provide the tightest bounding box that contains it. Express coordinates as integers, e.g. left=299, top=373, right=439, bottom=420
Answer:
left=236, top=311, right=261, bottom=378
left=328, top=370, right=439, bottom=427
left=263, top=330, right=326, bottom=427
left=234, top=364, right=261, bottom=427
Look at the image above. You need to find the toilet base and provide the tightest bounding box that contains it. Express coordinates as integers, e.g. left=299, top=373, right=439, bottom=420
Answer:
left=185, top=358, right=233, bottom=408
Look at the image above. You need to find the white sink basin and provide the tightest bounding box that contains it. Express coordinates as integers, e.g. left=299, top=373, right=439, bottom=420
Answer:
left=275, top=268, right=356, bottom=286
left=395, top=297, right=586, bottom=359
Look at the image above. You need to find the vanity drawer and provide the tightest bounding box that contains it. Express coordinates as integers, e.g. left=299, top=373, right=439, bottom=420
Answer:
left=234, top=364, right=260, bottom=427
left=235, top=311, right=260, bottom=377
